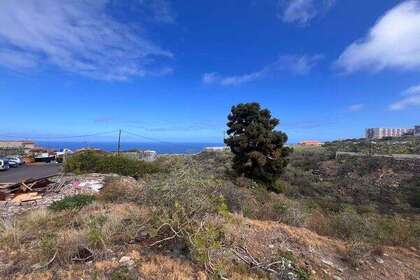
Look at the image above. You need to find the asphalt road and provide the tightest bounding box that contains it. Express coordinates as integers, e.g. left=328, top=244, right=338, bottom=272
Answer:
left=0, top=163, right=62, bottom=183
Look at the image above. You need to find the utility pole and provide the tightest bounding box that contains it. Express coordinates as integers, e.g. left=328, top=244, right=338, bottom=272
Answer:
left=117, top=129, right=121, bottom=155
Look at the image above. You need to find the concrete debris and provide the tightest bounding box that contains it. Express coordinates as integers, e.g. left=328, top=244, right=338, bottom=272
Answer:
left=73, top=178, right=104, bottom=192
left=0, top=173, right=111, bottom=218
left=119, top=256, right=135, bottom=268
left=375, top=257, right=385, bottom=264
left=321, top=259, right=334, bottom=267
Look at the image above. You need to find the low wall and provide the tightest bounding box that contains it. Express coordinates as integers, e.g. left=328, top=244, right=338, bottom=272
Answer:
left=336, top=152, right=420, bottom=174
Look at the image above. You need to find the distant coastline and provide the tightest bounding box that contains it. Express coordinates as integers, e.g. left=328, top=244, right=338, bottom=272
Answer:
left=36, top=141, right=224, bottom=154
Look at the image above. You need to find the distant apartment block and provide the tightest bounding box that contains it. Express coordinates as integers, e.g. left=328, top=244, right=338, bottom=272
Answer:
left=365, top=128, right=414, bottom=139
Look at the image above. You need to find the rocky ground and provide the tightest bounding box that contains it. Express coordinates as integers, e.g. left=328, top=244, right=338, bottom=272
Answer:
left=0, top=174, right=109, bottom=218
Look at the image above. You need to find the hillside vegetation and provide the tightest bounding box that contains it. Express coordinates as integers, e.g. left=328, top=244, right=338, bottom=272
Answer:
left=323, top=136, right=420, bottom=155
left=0, top=148, right=419, bottom=279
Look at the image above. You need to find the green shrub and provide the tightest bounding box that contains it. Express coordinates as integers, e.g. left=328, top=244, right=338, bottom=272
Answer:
left=343, top=240, right=372, bottom=267
left=410, top=192, right=420, bottom=208
left=49, top=194, right=95, bottom=211
left=64, top=151, right=161, bottom=178
left=404, top=176, right=420, bottom=208
left=39, top=232, right=57, bottom=261
left=64, top=151, right=104, bottom=174
left=110, top=267, right=137, bottom=280
left=271, top=178, right=288, bottom=193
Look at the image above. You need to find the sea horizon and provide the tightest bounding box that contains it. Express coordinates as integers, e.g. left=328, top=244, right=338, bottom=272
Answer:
left=36, top=141, right=225, bottom=154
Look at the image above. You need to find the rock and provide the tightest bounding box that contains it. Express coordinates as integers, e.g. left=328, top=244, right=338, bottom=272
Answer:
left=321, top=259, right=343, bottom=273
left=321, top=259, right=334, bottom=267
left=333, top=276, right=343, bottom=280
left=375, top=257, right=384, bottom=264
left=268, top=244, right=274, bottom=249
left=119, top=256, right=135, bottom=268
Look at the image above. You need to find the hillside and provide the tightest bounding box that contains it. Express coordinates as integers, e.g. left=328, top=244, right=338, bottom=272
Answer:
left=0, top=149, right=419, bottom=279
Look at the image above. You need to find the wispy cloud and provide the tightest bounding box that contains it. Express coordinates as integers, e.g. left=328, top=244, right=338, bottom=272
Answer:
left=389, top=84, right=420, bottom=111
left=202, top=54, right=322, bottom=86
left=202, top=72, right=263, bottom=86
left=335, top=0, right=420, bottom=73
left=347, top=104, right=364, bottom=112
left=0, top=0, right=173, bottom=81
left=277, top=0, right=336, bottom=26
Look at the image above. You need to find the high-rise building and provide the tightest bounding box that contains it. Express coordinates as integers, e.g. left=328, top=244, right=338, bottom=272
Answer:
left=365, top=127, right=414, bottom=139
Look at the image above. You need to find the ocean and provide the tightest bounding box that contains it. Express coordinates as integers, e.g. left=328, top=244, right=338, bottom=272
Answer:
left=37, top=141, right=223, bottom=154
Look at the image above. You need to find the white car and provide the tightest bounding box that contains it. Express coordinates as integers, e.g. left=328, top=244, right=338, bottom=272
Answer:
left=0, top=159, right=9, bottom=171
left=6, top=156, right=24, bottom=165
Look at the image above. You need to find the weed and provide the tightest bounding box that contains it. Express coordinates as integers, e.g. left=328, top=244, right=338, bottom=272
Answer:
left=39, top=233, right=57, bottom=261
left=49, top=194, right=96, bottom=211
left=110, top=266, right=137, bottom=280
left=343, top=240, right=372, bottom=267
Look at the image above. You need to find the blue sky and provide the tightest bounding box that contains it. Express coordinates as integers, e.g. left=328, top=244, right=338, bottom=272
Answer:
left=0, top=0, right=419, bottom=143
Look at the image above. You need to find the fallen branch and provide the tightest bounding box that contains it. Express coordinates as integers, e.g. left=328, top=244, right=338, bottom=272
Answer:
left=232, top=246, right=288, bottom=275
left=32, top=250, right=58, bottom=270
left=149, top=234, right=177, bottom=247
left=71, top=247, right=94, bottom=262
left=149, top=223, right=182, bottom=247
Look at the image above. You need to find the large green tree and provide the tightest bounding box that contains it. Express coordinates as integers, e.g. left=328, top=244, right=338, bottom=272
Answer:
left=224, top=103, right=291, bottom=185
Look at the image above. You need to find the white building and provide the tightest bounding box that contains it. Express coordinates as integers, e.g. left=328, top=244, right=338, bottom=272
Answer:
left=204, top=146, right=229, bottom=152
left=365, top=128, right=414, bottom=139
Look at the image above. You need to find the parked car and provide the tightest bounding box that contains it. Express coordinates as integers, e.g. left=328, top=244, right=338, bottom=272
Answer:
left=34, top=152, right=55, bottom=163
left=0, top=159, right=9, bottom=171
left=5, top=159, right=18, bottom=168
left=6, top=156, right=24, bottom=165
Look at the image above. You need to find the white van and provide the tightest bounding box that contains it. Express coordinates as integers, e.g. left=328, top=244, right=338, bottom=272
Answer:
left=0, top=159, right=9, bottom=171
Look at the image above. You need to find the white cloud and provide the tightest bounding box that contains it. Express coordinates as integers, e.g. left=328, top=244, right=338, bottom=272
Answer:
left=389, top=84, right=420, bottom=110
left=336, top=0, right=420, bottom=73
left=202, top=54, right=322, bottom=86
left=402, top=84, right=420, bottom=95
left=278, top=0, right=336, bottom=26
left=0, top=0, right=173, bottom=80
left=347, top=104, right=364, bottom=112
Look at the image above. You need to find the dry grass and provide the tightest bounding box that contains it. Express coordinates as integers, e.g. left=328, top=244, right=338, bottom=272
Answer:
left=138, top=254, right=205, bottom=280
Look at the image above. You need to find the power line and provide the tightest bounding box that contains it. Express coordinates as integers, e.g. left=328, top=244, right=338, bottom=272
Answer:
left=117, top=129, right=121, bottom=155
left=0, top=129, right=176, bottom=144
left=0, top=130, right=119, bottom=140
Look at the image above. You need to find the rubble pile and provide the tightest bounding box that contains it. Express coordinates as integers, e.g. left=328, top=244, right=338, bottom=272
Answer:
left=0, top=173, right=109, bottom=218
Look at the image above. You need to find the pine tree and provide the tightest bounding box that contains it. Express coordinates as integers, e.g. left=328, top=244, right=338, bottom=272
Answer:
left=224, top=103, right=291, bottom=186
